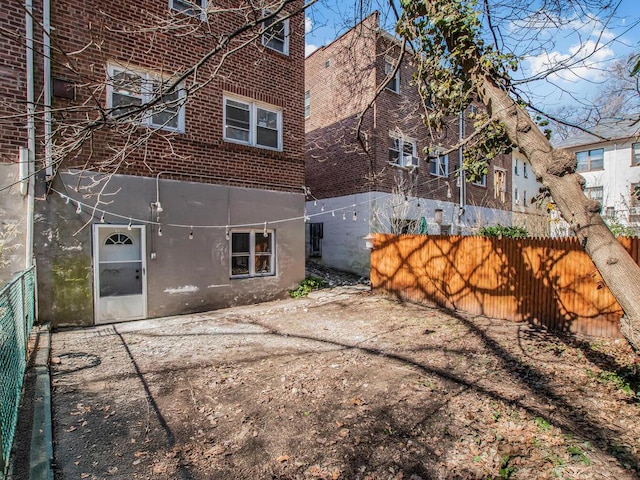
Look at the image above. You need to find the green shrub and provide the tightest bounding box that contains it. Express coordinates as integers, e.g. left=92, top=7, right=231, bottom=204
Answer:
left=477, top=224, right=529, bottom=239
left=288, top=276, right=327, bottom=298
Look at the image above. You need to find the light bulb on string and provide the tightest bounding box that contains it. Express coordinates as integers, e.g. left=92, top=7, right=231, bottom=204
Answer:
left=447, top=184, right=452, bottom=199
left=353, top=209, right=358, bottom=221
left=127, top=218, right=132, bottom=230
left=263, top=222, right=268, bottom=237
left=314, top=200, right=317, bottom=206
left=76, top=202, right=82, bottom=214
left=189, top=226, right=193, bottom=240
left=99, top=212, right=105, bottom=223
left=342, top=212, right=346, bottom=221
left=225, top=226, right=230, bottom=240
left=331, top=210, right=335, bottom=217
left=321, top=204, right=325, bottom=212
left=65, top=196, right=70, bottom=205
left=158, top=225, right=163, bottom=237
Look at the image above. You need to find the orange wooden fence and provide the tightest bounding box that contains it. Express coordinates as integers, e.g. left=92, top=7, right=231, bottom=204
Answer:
left=370, top=234, right=640, bottom=338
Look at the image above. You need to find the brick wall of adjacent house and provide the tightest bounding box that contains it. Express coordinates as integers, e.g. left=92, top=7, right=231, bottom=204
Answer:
left=0, top=2, right=36, bottom=162
left=49, top=0, right=305, bottom=192
left=305, top=13, right=511, bottom=211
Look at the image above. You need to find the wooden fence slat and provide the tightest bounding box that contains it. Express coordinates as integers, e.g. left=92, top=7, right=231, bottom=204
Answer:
left=371, top=235, right=639, bottom=338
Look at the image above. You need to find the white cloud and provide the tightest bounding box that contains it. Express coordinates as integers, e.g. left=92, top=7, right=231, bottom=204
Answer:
left=305, top=43, right=319, bottom=57
left=305, top=16, right=313, bottom=34
left=525, top=39, right=615, bottom=83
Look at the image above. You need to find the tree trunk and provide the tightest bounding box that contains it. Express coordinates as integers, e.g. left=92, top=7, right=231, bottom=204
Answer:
left=416, top=0, right=640, bottom=350
left=476, top=75, right=640, bottom=350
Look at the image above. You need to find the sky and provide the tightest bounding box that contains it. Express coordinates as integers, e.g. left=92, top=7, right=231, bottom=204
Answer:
left=303, top=0, right=640, bottom=113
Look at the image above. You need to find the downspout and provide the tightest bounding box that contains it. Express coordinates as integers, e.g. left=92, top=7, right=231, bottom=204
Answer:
left=458, top=110, right=466, bottom=233
left=25, top=0, right=36, bottom=269
left=43, top=0, right=53, bottom=180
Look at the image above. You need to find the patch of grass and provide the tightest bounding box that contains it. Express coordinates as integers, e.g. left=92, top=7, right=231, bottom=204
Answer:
left=288, top=276, right=327, bottom=298
left=567, top=445, right=591, bottom=466
left=498, top=455, right=516, bottom=479
left=535, top=416, right=551, bottom=432
left=586, top=368, right=639, bottom=396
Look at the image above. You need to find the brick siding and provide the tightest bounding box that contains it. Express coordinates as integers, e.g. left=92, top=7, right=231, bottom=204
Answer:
left=305, top=12, right=512, bottom=209
left=38, top=0, right=305, bottom=192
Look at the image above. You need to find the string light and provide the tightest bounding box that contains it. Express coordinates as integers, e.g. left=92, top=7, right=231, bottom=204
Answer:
left=127, top=218, right=132, bottom=230
left=263, top=222, right=268, bottom=237
left=342, top=212, right=346, bottom=220
left=158, top=225, right=163, bottom=237
left=321, top=204, right=325, bottom=212
left=353, top=209, right=358, bottom=221
left=225, top=226, right=229, bottom=240
left=100, top=212, right=105, bottom=223
left=65, top=196, right=70, bottom=204
left=189, top=226, right=193, bottom=240
left=331, top=210, right=335, bottom=217
left=314, top=200, right=317, bottom=206
left=76, top=202, right=82, bottom=214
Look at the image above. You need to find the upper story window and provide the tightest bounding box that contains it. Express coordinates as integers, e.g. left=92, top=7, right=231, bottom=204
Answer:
left=429, top=151, right=448, bottom=177
left=514, top=159, right=519, bottom=176
left=576, top=148, right=604, bottom=172
left=107, top=65, right=186, bottom=132
left=633, top=143, right=640, bottom=166
left=389, top=135, right=417, bottom=168
left=223, top=95, right=282, bottom=151
left=230, top=230, right=275, bottom=278
left=523, top=162, right=528, bottom=178
left=384, top=57, right=400, bottom=93
left=304, top=90, right=310, bottom=118
left=471, top=173, right=487, bottom=187
left=169, top=0, right=206, bottom=18
left=262, top=11, right=289, bottom=55
left=585, top=186, right=603, bottom=203
left=494, top=168, right=506, bottom=202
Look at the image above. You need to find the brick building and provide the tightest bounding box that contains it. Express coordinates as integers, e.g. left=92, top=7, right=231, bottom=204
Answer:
left=1, top=1, right=307, bottom=326
left=304, top=13, right=512, bottom=276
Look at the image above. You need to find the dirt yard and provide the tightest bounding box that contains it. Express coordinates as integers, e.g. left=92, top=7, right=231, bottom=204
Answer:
left=50, top=286, right=640, bottom=479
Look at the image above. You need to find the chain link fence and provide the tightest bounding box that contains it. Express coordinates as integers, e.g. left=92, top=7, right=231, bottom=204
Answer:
left=0, top=266, right=36, bottom=479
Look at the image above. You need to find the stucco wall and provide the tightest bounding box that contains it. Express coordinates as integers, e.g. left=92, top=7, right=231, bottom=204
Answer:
left=35, top=172, right=305, bottom=327
left=0, top=163, right=28, bottom=282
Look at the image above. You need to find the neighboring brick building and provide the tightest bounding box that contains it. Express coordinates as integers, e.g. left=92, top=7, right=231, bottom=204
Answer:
left=304, top=13, right=512, bottom=276
left=2, top=1, right=307, bottom=326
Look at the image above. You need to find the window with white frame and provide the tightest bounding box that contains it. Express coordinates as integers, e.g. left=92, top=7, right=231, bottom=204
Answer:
left=429, top=151, right=448, bottom=177
left=384, top=57, right=400, bottom=93
left=576, top=148, right=604, bottom=171
left=169, top=0, right=206, bottom=18
left=494, top=168, right=506, bottom=202
left=223, top=96, right=282, bottom=150
left=585, top=186, right=603, bottom=203
left=514, top=187, right=519, bottom=204
left=523, top=162, right=528, bottom=178
left=388, top=135, right=417, bottom=168
left=262, top=11, right=289, bottom=55
left=633, top=143, right=640, bottom=166
left=514, top=159, right=519, bottom=176
left=230, top=230, right=275, bottom=277
left=304, top=90, right=310, bottom=118
left=107, top=65, right=185, bottom=132
left=470, top=173, right=487, bottom=187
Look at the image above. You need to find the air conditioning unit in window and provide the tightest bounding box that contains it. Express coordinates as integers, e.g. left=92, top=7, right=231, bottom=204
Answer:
left=629, top=207, right=640, bottom=215
left=403, top=155, right=419, bottom=168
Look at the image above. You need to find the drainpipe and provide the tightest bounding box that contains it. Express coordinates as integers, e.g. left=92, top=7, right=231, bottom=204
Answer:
left=25, top=0, right=36, bottom=269
left=43, top=0, right=53, bottom=180
left=458, top=110, right=466, bottom=232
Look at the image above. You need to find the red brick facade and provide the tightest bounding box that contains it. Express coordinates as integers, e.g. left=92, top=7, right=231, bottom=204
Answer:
left=305, top=13, right=511, bottom=209
left=43, top=0, right=305, bottom=192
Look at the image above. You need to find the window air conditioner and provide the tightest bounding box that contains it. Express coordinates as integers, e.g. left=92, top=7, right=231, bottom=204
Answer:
left=403, top=155, right=419, bottom=168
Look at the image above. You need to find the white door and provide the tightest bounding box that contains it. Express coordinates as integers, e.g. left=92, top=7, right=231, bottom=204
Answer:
left=93, top=225, right=147, bottom=324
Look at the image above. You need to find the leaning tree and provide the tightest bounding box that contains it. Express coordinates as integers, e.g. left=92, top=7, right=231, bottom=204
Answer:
left=394, top=0, right=640, bottom=350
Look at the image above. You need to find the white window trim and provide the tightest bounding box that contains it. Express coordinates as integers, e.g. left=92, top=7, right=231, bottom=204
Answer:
left=262, top=10, right=290, bottom=55
left=230, top=229, right=276, bottom=278
left=169, top=0, right=207, bottom=20
left=471, top=174, right=487, bottom=187
left=106, top=64, right=186, bottom=133
left=384, top=57, right=400, bottom=93
left=223, top=94, right=283, bottom=151
left=389, top=134, right=418, bottom=169
left=429, top=151, right=449, bottom=177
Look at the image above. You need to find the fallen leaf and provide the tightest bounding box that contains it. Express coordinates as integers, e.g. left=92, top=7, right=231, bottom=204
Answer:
left=277, top=455, right=290, bottom=463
